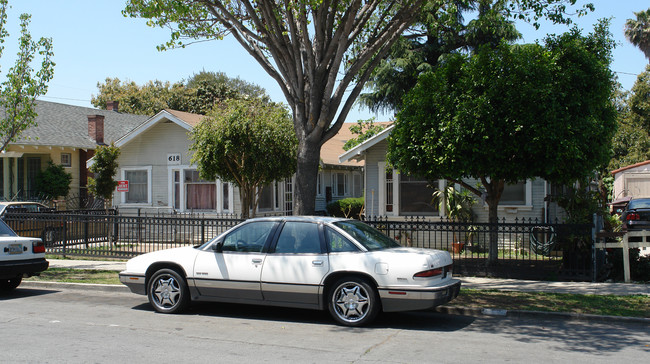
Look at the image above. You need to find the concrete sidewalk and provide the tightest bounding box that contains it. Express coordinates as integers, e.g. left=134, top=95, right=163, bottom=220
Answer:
left=48, top=259, right=650, bottom=296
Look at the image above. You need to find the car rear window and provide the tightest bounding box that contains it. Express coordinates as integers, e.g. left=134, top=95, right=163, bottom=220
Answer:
left=0, top=219, right=17, bottom=237
left=332, top=220, right=400, bottom=251
left=628, top=199, right=650, bottom=209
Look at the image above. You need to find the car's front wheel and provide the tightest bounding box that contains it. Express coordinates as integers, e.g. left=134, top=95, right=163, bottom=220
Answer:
left=328, top=277, right=380, bottom=327
left=0, top=275, right=22, bottom=291
left=147, top=268, right=189, bottom=314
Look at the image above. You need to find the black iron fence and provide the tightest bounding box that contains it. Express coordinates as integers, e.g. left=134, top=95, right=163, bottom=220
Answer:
left=362, top=216, right=593, bottom=281
left=3, top=211, right=593, bottom=280
left=3, top=210, right=243, bottom=259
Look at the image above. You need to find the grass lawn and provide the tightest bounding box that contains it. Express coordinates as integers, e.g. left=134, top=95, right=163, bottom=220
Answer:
left=25, top=269, right=650, bottom=318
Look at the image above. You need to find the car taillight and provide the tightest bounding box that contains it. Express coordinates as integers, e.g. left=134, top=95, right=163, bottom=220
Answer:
left=413, top=264, right=451, bottom=278
left=33, top=240, right=45, bottom=254
left=626, top=213, right=640, bottom=221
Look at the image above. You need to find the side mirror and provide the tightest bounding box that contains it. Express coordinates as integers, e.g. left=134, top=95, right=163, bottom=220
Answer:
left=212, top=241, right=223, bottom=253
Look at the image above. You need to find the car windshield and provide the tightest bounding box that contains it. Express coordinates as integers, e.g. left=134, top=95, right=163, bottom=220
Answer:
left=628, top=199, right=650, bottom=209
left=332, top=220, right=400, bottom=251
left=0, top=219, right=17, bottom=237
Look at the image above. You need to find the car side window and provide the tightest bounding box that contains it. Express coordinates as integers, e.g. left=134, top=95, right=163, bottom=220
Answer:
left=274, top=222, right=321, bottom=254
left=222, top=221, right=276, bottom=253
left=325, top=227, right=359, bottom=253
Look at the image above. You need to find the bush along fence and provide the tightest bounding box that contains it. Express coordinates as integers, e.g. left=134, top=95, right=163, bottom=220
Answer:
left=4, top=210, right=593, bottom=281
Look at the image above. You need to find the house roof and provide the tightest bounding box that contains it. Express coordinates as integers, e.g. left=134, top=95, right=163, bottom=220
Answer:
left=338, top=124, right=394, bottom=163
left=165, top=109, right=205, bottom=127
left=320, top=121, right=392, bottom=168
left=4, top=100, right=149, bottom=150
left=610, top=160, right=650, bottom=175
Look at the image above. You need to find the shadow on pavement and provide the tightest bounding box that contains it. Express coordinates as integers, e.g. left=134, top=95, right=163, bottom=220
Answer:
left=130, top=300, right=476, bottom=331
left=0, top=287, right=59, bottom=301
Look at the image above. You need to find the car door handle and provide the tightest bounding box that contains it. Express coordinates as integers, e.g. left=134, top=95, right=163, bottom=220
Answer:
left=312, top=260, right=324, bottom=266
left=252, top=258, right=263, bottom=264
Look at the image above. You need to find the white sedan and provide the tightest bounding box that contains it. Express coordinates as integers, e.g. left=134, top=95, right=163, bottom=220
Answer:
left=119, top=216, right=460, bottom=326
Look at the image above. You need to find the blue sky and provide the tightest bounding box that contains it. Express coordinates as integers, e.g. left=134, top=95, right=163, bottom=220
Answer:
left=3, top=0, right=649, bottom=123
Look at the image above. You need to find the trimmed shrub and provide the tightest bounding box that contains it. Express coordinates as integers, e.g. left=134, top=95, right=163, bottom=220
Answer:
left=35, top=161, right=72, bottom=199
left=326, top=197, right=364, bottom=219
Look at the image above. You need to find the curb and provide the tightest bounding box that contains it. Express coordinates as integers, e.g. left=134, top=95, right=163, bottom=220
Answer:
left=435, top=306, right=650, bottom=325
left=21, top=281, right=130, bottom=293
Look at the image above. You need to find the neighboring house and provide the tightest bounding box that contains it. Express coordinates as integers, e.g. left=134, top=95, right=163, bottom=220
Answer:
left=112, top=109, right=364, bottom=215
left=339, top=125, right=559, bottom=222
left=611, top=160, right=650, bottom=203
left=0, top=100, right=148, bottom=202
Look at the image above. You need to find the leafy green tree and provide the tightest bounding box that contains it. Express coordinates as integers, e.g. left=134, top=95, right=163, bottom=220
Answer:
left=91, top=78, right=193, bottom=115
left=624, top=8, right=650, bottom=60
left=35, top=161, right=72, bottom=199
left=629, top=65, right=650, bottom=129
left=189, top=98, right=298, bottom=219
left=389, top=21, right=617, bottom=264
left=342, top=118, right=387, bottom=151
left=124, top=0, right=589, bottom=215
left=91, top=72, right=267, bottom=115
left=608, top=71, right=650, bottom=172
left=186, top=70, right=269, bottom=101
left=0, top=0, right=55, bottom=153
left=360, top=0, right=522, bottom=113
left=88, top=144, right=121, bottom=207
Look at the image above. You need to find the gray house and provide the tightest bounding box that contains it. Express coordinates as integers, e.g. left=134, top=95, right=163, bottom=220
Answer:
left=1, top=100, right=147, bottom=202
left=339, top=125, right=557, bottom=222
left=112, top=109, right=364, bottom=215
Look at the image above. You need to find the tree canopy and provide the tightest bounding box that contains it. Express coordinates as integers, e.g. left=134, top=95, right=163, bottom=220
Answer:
left=624, top=7, right=650, bottom=60
left=124, top=0, right=594, bottom=215
left=389, top=20, right=617, bottom=263
left=360, top=0, right=522, bottom=113
left=609, top=65, right=650, bottom=171
left=91, top=72, right=268, bottom=116
left=189, top=98, right=298, bottom=219
left=0, top=0, right=55, bottom=153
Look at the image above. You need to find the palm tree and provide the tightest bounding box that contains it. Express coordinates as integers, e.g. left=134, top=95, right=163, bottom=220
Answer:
left=625, top=8, right=650, bottom=61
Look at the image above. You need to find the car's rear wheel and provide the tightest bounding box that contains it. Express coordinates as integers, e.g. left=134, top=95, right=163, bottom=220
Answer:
left=0, top=275, right=22, bottom=291
left=328, top=277, right=380, bottom=327
left=147, top=268, right=189, bottom=314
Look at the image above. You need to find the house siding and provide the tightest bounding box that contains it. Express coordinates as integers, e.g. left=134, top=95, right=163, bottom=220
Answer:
left=358, top=139, right=549, bottom=222
left=116, top=122, right=191, bottom=210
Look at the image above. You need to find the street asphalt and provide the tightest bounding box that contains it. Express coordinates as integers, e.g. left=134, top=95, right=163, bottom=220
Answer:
left=23, top=258, right=649, bottom=324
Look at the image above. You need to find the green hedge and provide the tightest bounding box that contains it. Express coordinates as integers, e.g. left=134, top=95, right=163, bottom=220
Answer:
left=326, top=197, right=364, bottom=219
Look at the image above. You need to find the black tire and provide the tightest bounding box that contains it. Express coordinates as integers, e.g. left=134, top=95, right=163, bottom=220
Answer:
left=0, top=276, right=22, bottom=291
left=328, top=277, right=380, bottom=327
left=147, top=268, right=190, bottom=314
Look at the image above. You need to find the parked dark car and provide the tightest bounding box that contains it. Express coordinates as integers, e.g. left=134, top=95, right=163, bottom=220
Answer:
left=621, top=197, right=650, bottom=230
left=0, top=202, right=62, bottom=245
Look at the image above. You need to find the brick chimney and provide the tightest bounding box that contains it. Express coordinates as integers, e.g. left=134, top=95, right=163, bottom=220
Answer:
left=106, top=101, right=119, bottom=112
left=88, top=115, right=105, bottom=145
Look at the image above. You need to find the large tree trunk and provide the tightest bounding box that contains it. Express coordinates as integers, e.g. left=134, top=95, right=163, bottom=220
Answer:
left=293, top=139, right=321, bottom=215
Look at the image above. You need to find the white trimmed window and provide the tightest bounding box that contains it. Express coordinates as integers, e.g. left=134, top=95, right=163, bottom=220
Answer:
left=333, top=172, right=348, bottom=197
left=60, top=153, right=71, bottom=167
left=499, top=180, right=533, bottom=207
left=121, top=166, right=152, bottom=205
left=399, top=174, right=439, bottom=216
